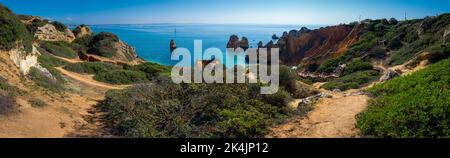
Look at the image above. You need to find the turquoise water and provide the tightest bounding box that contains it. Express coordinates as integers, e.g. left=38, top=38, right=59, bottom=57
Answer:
left=87, top=24, right=320, bottom=66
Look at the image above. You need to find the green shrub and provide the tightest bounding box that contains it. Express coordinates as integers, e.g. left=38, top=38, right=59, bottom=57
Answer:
left=0, top=4, right=33, bottom=53
left=28, top=67, right=65, bottom=92
left=94, top=70, right=148, bottom=85
left=99, top=77, right=294, bottom=138
left=28, top=98, right=47, bottom=108
left=87, top=32, right=119, bottom=58
left=322, top=70, right=380, bottom=90
left=357, top=57, right=450, bottom=138
left=0, top=77, right=18, bottom=115
left=343, top=58, right=373, bottom=75
left=279, top=65, right=298, bottom=93
left=88, top=39, right=117, bottom=58
left=124, top=62, right=172, bottom=79
left=40, top=41, right=78, bottom=59
left=64, top=62, right=120, bottom=74
left=0, top=77, right=22, bottom=96
left=317, top=51, right=353, bottom=73
left=50, top=21, right=67, bottom=32
left=25, top=18, right=48, bottom=34
left=0, top=91, right=17, bottom=115
left=278, top=66, right=318, bottom=98
left=425, top=43, right=450, bottom=63
left=37, top=49, right=69, bottom=67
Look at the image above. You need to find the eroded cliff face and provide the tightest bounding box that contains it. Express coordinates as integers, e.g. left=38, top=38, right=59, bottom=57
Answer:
left=271, top=24, right=364, bottom=66
left=6, top=44, right=54, bottom=81
left=34, top=24, right=76, bottom=43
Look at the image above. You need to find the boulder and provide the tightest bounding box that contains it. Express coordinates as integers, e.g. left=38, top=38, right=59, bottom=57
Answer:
left=379, top=70, right=401, bottom=82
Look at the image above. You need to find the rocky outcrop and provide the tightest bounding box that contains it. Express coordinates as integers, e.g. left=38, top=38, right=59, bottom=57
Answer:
left=72, top=24, right=93, bottom=38
left=34, top=23, right=75, bottom=43
left=444, top=28, right=450, bottom=43
left=7, top=45, right=53, bottom=79
left=379, top=69, right=401, bottom=82
left=87, top=32, right=143, bottom=64
left=170, top=39, right=177, bottom=52
left=226, top=35, right=249, bottom=51
left=258, top=24, right=364, bottom=66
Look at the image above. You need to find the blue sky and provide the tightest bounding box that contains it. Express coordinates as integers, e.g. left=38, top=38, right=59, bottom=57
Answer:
left=2, top=0, right=449, bottom=25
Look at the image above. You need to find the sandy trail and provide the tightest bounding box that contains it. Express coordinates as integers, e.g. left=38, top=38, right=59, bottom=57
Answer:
left=56, top=67, right=127, bottom=90
left=267, top=91, right=369, bottom=138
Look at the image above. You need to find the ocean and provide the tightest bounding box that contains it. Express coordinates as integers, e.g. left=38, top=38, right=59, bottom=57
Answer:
left=85, top=24, right=321, bottom=66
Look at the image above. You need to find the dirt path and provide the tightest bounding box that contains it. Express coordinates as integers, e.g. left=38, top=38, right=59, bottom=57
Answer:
left=267, top=91, right=369, bottom=138
left=56, top=67, right=127, bottom=90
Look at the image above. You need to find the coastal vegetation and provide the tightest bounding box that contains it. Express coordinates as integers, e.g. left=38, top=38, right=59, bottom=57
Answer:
left=63, top=62, right=120, bottom=74
left=357, top=58, right=450, bottom=137
left=100, top=77, right=297, bottom=138
left=63, top=61, right=171, bottom=85
left=39, top=41, right=78, bottom=59
left=0, top=77, right=20, bottom=115
left=322, top=70, right=380, bottom=90
left=87, top=32, right=120, bottom=58
left=0, top=4, right=33, bottom=53
left=28, top=67, right=66, bottom=92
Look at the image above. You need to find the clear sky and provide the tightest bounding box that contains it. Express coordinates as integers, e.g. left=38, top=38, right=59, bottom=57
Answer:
left=2, top=0, right=449, bottom=25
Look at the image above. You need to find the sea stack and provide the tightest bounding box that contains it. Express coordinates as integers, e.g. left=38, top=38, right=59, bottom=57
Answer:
left=170, top=39, right=177, bottom=52
left=226, top=35, right=249, bottom=51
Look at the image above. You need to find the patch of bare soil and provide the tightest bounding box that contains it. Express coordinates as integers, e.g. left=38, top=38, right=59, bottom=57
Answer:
left=0, top=53, right=117, bottom=138
left=267, top=91, right=369, bottom=138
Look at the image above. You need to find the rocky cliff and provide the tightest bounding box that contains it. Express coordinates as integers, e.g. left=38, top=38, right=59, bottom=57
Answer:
left=257, top=24, right=364, bottom=66
left=34, top=23, right=76, bottom=43
left=85, top=32, right=143, bottom=64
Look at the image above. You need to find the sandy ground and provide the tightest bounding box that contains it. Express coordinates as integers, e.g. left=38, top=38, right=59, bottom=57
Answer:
left=56, top=67, right=127, bottom=90
left=267, top=91, right=369, bottom=138
left=0, top=52, right=116, bottom=138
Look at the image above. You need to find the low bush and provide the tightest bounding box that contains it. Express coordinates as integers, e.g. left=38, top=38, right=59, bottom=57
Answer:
left=357, top=57, right=450, bottom=138
left=99, top=76, right=294, bottom=138
left=87, top=32, right=120, bottom=58
left=322, top=70, right=380, bottom=90
left=40, top=41, right=78, bottom=59
left=64, top=62, right=120, bottom=74
left=37, top=50, right=69, bottom=67
left=124, top=62, right=172, bottom=79
left=28, top=98, right=47, bottom=108
left=94, top=70, right=148, bottom=85
left=0, top=77, right=19, bottom=116
left=0, top=91, right=17, bottom=115
left=279, top=66, right=318, bottom=98
left=343, top=58, right=373, bottom=75
left=28, top=67, right=65, bottom=92
left=425, top=43, right=450, bottom=63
